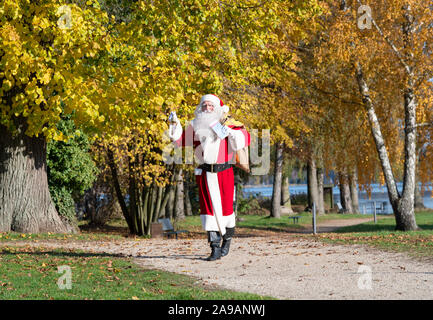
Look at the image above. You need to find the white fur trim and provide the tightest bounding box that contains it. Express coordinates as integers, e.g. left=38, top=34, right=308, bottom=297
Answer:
left=200, top=94, right=221, bottom=108
left=201, top=213, right=236, bottom=233
left=200, top=95, right=229, bottom=114
left=227, top=127, right=246, bottom=151
left=202, top=137, right=221, bottom=164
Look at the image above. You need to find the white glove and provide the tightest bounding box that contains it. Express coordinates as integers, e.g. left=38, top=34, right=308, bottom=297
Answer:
left=168, top=112, right=182, bottom=141
left=168, top=111, right=178, bottom=124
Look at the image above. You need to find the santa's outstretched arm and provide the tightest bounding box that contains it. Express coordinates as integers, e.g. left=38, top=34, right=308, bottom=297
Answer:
left=168, top=113, right=183, bottom=142
left=168, top=113, right=197, bottom=149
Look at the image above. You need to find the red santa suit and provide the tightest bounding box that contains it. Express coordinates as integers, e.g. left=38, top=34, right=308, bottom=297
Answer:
left=168, top=97, right=250, bottom=236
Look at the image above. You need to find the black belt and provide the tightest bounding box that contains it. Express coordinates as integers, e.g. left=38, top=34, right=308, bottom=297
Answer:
left=199, top=162, right=231, bottom=173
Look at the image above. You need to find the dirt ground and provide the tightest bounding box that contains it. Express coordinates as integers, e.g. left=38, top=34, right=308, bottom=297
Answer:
left=3, top=217, right=433, bottom=300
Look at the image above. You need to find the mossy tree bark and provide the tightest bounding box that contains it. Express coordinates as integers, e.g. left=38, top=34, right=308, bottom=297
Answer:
left=0, top=119, right=73, bottom=233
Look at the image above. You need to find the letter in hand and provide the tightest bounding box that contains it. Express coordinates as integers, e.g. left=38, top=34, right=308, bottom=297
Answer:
left=210, top=120, right=229, bottom=139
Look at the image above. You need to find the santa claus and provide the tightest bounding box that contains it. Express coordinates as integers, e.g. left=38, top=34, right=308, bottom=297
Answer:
left=168, top=94, right=250, bottom=261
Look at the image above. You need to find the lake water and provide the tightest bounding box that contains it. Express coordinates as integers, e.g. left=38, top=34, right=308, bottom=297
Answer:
left=242, top=183, right=433, bottom=215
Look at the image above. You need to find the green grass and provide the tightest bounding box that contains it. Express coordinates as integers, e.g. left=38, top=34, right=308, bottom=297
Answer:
left=176, top=212, right=372, bottom=234
left=313, top=213, right=372, bottom=221
left=0, top=219, right=136, bottom=242
left=4, top=211, right=433, bottom=300
left=333, top=211, right=433, bottom=233
left=0, top=231, right=125, bottom=242
left=175, top=215, right=203, bottom=228
left=0, top=246, right=272, bottom=300
left=0, top=212, right=372, bottom=242
left=237, top=215, right=305, bottom=231
left=176, top=214, right=307, bottom=233
left=316, top=211, right=433, bottom=259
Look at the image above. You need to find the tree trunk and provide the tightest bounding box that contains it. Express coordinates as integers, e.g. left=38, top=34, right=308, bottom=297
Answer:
left=271, top=142, right=283, bottom=218
left=152, top=186, right=164, bottom=222
left=166, top=184, right=175, bottom=219
left=339, top=172, right=353, bottom=213
left=145, top=185, right=158, bottom=235
left=415, top=147, right=425, bottom=210
left=307, top=154, right=319, bottom=211
left=184, top=179, right=193, bottom=216
left=349, top=168, right=360, bottom=213
left=281, top=174, right=294, bottom=213
left=159, top=204, right=166, bottom=219
left=281, top=151, right=294, bottom=213
left=157, top=165, right=176, bottom=218
left=355, top=62, right=418, bottom=230
left=107, top=148, right=134, bottom=232
left=397, top=79, right=418, bottom=229
left=158, top=187, right=171, bottom=219
left=174, top=168, right=185, bottom=220
left=0, top=120, right=73, bottom=233
left=414, top=175, right=425, bottom=210
left=316, top=167, right=325, bottom=215
left=128, top=152, right=140, bottom=234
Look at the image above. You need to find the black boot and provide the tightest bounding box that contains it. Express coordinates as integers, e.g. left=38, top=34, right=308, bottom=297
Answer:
left=206, top=231, right=221, bottom=261
left=221, top=227, right=235, bottom=257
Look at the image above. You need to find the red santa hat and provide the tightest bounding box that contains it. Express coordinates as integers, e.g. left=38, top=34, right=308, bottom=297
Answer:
left=200, top=94, right=229, bottom=114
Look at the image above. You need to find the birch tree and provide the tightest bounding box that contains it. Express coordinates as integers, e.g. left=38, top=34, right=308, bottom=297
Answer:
left=312, top=0, right=432, bottom=230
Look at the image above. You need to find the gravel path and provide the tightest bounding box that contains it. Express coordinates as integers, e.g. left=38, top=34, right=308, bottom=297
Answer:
left=2, top=218, right=433, bottom=300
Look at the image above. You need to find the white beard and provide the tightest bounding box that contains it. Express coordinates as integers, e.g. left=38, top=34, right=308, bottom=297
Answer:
left=193, top=109, right=223, bottom=144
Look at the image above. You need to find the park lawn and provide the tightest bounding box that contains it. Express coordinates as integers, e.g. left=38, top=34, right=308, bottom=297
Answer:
left=0, top=219, right=134, bottom=242
left=316, top=211, right=433, bottom=259
left=0, top=213, right=372, bottom=242
left=0, top=246, right=271, bottom=300
left=176, top=214, right=307, bottom=233
left=0, top=231, right=126, bottom=242
left=176, top=212, right=372, bottom=234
